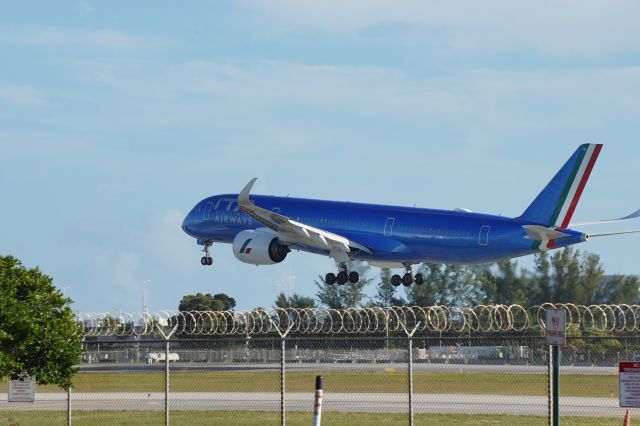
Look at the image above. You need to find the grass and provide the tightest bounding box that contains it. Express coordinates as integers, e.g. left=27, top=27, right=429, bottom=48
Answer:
left=0, top=411, right=627, bottom=426
left=0, top=370, right=618, bottom=398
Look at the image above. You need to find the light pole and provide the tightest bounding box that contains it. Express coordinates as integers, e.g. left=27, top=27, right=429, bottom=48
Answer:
left=286, top=275, right=296, bottom=299
left=143, top=280, right=151, bottom=314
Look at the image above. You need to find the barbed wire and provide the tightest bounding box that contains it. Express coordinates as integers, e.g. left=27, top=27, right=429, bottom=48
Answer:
left=75, top=304, right=640, bottom=337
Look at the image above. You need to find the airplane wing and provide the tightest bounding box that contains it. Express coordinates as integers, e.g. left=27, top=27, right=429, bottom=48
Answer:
left=237, top=178, right=372, bottom=262
left=569, top=209, right=640, bottom=227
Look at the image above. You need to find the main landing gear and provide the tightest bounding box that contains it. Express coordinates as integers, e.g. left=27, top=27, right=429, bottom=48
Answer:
left=391, top=264, right=423, bottom=287
left=325, top=264, right=359, bottom=285
left=200, top=241, right=213, bottom=266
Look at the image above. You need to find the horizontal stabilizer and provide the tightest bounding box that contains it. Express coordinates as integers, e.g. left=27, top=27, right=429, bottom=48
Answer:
left=570, top=208, right=640, bottom=227
left=588, top=229, right=640, bottom=238
left=522, top=225, right=570, bottom=241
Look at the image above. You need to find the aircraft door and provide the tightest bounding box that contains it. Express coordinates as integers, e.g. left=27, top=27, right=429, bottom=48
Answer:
left=479, top=225, right=490, bottom=246
left=384, top=217, right=395, bottom=236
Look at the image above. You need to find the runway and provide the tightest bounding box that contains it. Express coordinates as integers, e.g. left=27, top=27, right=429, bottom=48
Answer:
left=0, top=392, right=629, bottom=417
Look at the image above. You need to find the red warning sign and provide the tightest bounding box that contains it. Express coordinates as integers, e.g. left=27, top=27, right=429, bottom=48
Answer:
left=620, top=362, right=640, bottom=407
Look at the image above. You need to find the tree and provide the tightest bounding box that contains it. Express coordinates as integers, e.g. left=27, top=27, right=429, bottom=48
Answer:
left=0, top=256, right=82, bottom=389
left=178, top=292, right=236, bottom=311
left=372, top=268, right=405, bottom=307
left=594, top=275, right=640, bottom=304
left=405, top=264, right=438, bottom=306
left=315, top=261, right=373, bottom=308
left=531, top=252, right=552, bottom=305
left=479, top=259, right=527, bottom=305
left=274, top=292, right=317, bottom=308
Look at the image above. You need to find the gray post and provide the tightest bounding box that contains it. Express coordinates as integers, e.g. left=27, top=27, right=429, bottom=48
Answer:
left=165, top=339, right=170, bottom=426
left=400, top=321, right=421, bottom=426
left=280, top=337, right=286, bottom=425
left=552, top=345, right=559, bottom=426
left=67, top=387, right=71, bottom=426
left=270, top=319, right=293, bottom=426
left=156, top=323, right=179, bottom=426
left=385, top=308, right=389, bottom=350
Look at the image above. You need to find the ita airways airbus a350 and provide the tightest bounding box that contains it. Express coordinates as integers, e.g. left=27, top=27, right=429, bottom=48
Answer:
left=182, top=144, right=640, bottom=286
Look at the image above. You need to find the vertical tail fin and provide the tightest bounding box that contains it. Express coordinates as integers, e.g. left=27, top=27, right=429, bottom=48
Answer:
left=519, top=144, right=603, bottom=228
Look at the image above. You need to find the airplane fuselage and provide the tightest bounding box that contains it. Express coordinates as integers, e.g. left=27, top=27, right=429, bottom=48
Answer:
left=182, top=194, right=586, bottom=265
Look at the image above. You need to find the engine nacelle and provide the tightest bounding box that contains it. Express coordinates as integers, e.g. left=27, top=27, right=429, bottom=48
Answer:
left=232, top=230, right=290, bottom=265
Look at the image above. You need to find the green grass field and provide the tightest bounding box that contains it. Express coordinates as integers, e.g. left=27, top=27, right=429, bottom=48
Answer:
left=0, top=370, right=619, bottom=398
left=0, top=411, right=627, bottom=426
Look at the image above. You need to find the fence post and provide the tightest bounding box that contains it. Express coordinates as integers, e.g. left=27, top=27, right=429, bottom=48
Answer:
left=156, top=323, right=179, bottom=426
left=551, top=344, right=560, bottom=426
left=400, top=321, right=421, bottom=426
left=67, top=386, right=71, bottom=426
left=313, top=375, right=323, bottom=426
left=270, top=319, right=294, bottom=426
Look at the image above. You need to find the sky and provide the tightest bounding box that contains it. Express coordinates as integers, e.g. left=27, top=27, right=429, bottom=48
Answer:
left=2, top=1, right=640, bottom=313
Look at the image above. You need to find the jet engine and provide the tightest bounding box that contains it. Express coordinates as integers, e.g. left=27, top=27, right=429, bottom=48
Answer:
left=232, top=229, right=290, bottom=265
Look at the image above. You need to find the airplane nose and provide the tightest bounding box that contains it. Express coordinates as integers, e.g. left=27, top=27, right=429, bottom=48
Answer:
left=182, top=213, right=195, bottom=234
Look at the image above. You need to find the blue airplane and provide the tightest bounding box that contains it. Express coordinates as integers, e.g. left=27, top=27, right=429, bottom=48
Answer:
left=182, top=144, right=640, bottom=286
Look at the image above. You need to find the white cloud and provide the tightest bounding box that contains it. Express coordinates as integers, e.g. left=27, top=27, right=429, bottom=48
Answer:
left=244, top=0, right=640, bottom=56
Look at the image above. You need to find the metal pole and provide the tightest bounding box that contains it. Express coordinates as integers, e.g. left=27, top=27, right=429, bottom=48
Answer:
left=281, top=336, right=286, bottom=426
left=385, top=309, right=389, bottom=350
left=552, top=345, right=559, bottom=426
left=399, top=321, right=421, bottom=426
left=155, top=323, right=178, bottom=426
left=408, top=336, right=414, bottom=426
left=269, top=320, right=293, bottom=426
left=165, top=339, right=170, bottom=426
left=313, top=375, right=323, bottom=426
left=547, top=345, right=551, bottom=426
left=67, top=387, right=71, bottom=426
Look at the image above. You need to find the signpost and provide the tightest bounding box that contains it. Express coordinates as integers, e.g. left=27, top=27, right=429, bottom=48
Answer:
left=619, top=362, right=640, bottom=407
left=546, top=309, right=566, bottom=346
left=546, top=309, right=566, bottom=426
left=8, top=375, right=35, bottom=403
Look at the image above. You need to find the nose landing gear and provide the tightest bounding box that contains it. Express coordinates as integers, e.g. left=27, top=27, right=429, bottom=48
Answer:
left=200, top=241, right=213, bottom=266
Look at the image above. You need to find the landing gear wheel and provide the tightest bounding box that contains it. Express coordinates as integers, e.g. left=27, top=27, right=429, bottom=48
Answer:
left=414, top=273, right=424, bottom=285
left=201, top=240, right=213, bottom=266
left=391, top=274, right=402, bottom=287
left=336, top=271, right=348, bottom=285
left=325, top=272, right=337, bottom=285
left=348, top=271, right=360, bottom=284
left=402, top=273, right=413, bottom=287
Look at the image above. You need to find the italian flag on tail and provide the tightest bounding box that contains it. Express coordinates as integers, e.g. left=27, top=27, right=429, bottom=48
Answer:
left=550, top=144, right=602, bottom=228
left=519, top=144, right=603, bottom=229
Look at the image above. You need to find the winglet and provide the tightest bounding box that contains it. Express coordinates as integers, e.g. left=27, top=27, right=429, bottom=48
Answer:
left=238, top=178, right=258, bottom=206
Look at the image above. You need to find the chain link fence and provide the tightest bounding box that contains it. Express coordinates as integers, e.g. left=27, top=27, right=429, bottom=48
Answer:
left=2, top=305, right=640, bottom=425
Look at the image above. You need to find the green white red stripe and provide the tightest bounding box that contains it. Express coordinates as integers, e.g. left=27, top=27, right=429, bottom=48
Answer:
left=551, top=144, right=602, bottom=229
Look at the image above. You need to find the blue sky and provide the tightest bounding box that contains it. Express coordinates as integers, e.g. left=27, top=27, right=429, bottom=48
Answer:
left=2, top=1, right=640, bottom=313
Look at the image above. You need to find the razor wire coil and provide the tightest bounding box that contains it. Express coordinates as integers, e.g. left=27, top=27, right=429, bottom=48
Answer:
left=75, top=304, right=640, bottom=337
